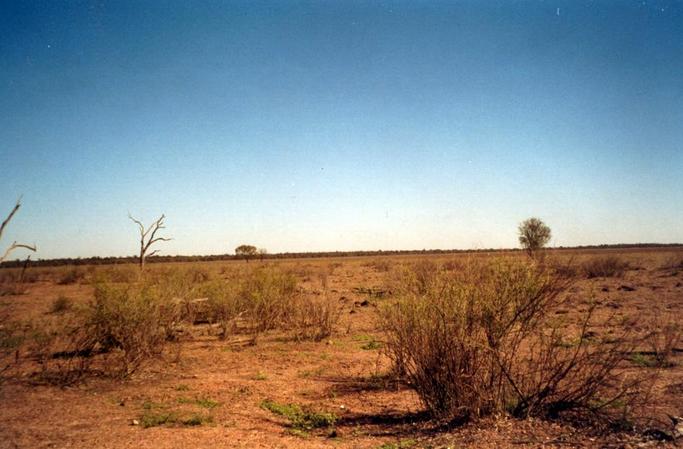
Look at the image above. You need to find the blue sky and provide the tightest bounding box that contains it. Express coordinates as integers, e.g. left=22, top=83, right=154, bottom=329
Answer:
left=1, top=0, right=682, bottom=259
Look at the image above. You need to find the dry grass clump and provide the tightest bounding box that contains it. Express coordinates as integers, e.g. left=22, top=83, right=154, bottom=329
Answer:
left=96, top=265, right=139, bottom=283
left=386, top=259, right=440, bottom=296
left=381, top=258, right=641, bottom=423
left=364, top=259, right=394, bottom=273
left=288, top=293, right=340, bottom=342
left=1, top=322, right=25, bottom=381
left=241, top=267, right=297, bottom=335
left=643, top=313, right=681, bottom=368
left=581, top=256, right=630, bottom=278
left=49, top=295, right=72, bottom=314
left=192, top=265, right=339, bottom=342
left=546, top=257, right=580, bottom=279
left=659, top=253, right=683, bottom=271
left=57, top=267, right=87, bottom=285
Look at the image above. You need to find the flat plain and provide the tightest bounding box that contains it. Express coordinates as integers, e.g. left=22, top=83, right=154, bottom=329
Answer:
left=1, top=247, right=681, bottom=449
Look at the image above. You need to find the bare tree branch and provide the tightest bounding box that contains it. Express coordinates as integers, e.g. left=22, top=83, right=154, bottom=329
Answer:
left=0, top=198, right=37, bottom=263
left=129, top=213, right=171, bottom=270
left=0, top=197, right=22, bottom=243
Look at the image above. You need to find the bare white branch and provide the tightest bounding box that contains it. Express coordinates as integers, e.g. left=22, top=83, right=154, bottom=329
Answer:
left=129, top=213, right=171, bottom=269
left=1, top=198, right=37, bottom=263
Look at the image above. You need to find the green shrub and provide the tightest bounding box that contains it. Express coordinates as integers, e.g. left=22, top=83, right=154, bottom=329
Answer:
left=241, top=267, right=297, bottom=336
left=196, top=280, right=243, bottom=338
left=81, top=281, right=178, bottom=376
left=260, top=399, right=336, bottom=431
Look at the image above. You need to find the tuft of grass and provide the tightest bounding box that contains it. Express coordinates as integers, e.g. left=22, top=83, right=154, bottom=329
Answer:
left=630, top=353, right=659, bottom=368
left=361, top=338, right=382, bottom=350
left=175, top=384, right=190, bottom=391
left=139, top=411, right=213, bottom=428
left=181, top=413, right=213, bottom=426
left=260, top=399, right=337, bottom=432
left=57, top=267, right=85, bottom=285
left=50, top=295, right=72, bottom=314
left=140, top=411, right=177, bottom=428
left=253, top=371, right=268, bottom=381
left=377, top=440, right=417, bottom=449
left=178, top=397, right=220, bottom=409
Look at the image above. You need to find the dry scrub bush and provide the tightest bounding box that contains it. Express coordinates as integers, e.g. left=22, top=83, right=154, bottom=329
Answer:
left=29, top=318, right=98, bottom=385
left=78, top=281, right=179, bottom=376
left=660, top=254, right=683, bottom=271
left=57, top=267, right=86, bottom=285
left=385, top=259, right=440, bottom=297
left=381, top=258, right=641, bottom=422
left=582, top=256, right=630, bottom=278
left=364, top=259, right=393, bottom=273
left=193, top=266, right=334, bottom=342
left=287, top=293, right=340, bottom=342
left=1, top=322, right=25, bottom=382
left=240, top=267, right=297, bottom=338
left=97, top=265, right=138, bottom=283
left=546, top=257, right=580, bottom=279
left=644, top=313, right=681, bottom=368
left=196, top=280, right=243, bottom=338
left=0, top=268, right=31, bottom=295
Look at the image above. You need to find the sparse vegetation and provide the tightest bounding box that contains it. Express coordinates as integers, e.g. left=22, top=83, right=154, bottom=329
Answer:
left=57, top=267, right=86, bottom=285
left=381, top=258, right=640, bottom=422
left=2, top=250, right=680, bottom=445
left=582, top=256, right=630, bottom=278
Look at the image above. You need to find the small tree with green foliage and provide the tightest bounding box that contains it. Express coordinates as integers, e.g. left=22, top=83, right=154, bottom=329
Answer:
left=235, top=244, right=258, bottom=263
left=518, top=217, right=551, bottom=258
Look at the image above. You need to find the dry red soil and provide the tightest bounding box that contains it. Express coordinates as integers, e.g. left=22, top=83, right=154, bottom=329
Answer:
left=1, top=248, right=682, bottom=449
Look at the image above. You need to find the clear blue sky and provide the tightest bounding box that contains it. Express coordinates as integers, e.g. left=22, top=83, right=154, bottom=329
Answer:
left=1, top=0, right=682, bottom=259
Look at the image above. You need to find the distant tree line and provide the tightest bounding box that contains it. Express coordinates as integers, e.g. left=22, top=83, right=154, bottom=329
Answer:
left=1, top=243, right=681, bottom=269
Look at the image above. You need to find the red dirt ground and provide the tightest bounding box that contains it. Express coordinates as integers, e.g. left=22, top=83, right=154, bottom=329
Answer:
left=1, top=248, right=682, bottom=448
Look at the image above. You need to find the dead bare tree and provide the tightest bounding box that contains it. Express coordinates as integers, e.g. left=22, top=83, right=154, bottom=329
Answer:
left=128, top=213, right=172, bottom=270
left=1, top=198, right=36, bottom=263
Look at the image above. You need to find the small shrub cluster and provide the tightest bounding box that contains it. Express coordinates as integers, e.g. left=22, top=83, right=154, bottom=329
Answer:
left=80, top=281, right=177, bottom=376
left=139, top=399, right=214, bottom=428
left=287, top=294, right=340, bottom=342
left=50, top=295, right=72, bottom=314
left=197, top=266, right=339, bottom=342
left=381, top=258, right=640, bottom=422
left=26, top=280, right=180, bottom=382
left=57, top=267, right=86, bottom=285
left=582, top=256, right=630, bottom=278
left=644, top=313, right=681, bottom=368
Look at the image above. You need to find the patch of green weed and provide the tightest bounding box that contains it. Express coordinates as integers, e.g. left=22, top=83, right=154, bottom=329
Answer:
left=260, top=399, right=337, bottom=432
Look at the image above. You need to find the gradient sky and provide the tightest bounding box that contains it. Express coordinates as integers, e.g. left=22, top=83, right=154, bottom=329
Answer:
left=1, top=0, right=682, bottom=259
